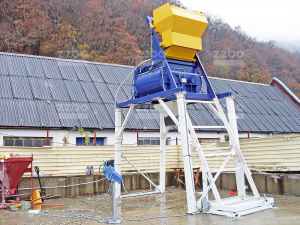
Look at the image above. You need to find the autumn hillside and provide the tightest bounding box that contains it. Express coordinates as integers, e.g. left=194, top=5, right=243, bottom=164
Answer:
left=0, top=0, right=299, bottom=96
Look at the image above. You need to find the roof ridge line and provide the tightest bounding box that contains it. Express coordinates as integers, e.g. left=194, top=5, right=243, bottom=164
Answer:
left=209, top=76, right=270, bottom=86
left=0, top=52, right=134, bottom=69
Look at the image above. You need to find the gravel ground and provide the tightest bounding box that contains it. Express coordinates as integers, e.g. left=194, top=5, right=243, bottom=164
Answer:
left=1, top=188, right=300, bottom=225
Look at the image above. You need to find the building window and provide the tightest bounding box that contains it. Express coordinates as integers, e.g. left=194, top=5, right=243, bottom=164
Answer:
left=3, top=137, right=52, bottom=147
left=198, top=138, right=220, bottom=143
left=138, top=138, right=170, bottom=146
left=76, top=137, right=104, bottom=146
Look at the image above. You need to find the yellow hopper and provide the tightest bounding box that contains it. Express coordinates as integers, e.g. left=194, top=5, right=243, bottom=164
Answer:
left=153, top=3, right=208, bottom=62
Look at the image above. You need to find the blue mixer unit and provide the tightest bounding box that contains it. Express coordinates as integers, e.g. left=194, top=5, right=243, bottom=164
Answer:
left=134, top=61, right=202, bottom=98
left=116, top=10, right=232, bottom=109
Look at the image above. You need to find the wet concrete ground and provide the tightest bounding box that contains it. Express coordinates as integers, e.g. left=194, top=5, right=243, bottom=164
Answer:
left=1, top=187, right=299, bottom=225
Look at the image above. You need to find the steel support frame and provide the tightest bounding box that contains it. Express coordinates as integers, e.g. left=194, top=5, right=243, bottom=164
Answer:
left=115, top=92, right=274, bottom=217
left=176, top=92, right=198, bottom=213
left=159, top=114, right=167, bottom=193
left=114, top=105, right=165, bottom=201
left=169, top=93, right=274, bottom=216
left=226, top=96, right=246, bottom=196
left=194, top=96, right=274, bottom=216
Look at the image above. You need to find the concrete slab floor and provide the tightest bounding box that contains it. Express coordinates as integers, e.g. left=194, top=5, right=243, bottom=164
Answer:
left=0, top=187, right=299, bottom=225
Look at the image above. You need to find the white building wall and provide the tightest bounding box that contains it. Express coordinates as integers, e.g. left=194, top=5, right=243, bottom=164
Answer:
left=0, top=128, right=295, bottom=147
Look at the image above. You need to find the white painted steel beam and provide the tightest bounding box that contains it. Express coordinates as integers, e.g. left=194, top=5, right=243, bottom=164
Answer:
left=210, top=167, right=242, bottom=173
left=157, top=98, right=180, bottom=127
left=114, top=91, right=273, bottom=218
left=117, top=104, right=134, bottom=140
left=159, top=113, right=167, bottom=193
left=185, top=100, right=214, bottom=104
left=114, top=107, right=122, bottom=220
left=176, top=92, right=198, bottom=213
left=114, top=108, right=122, bottom=199
left=121, top=154, right=161, bottom=192
left=185, top=111, right=222, bottom=205
left=185, top=96, right=270, bottom=216
left=226, top=96, right=246, bottom=196
left=212, top=97, right=260, bottom=198
left=121, top=191, right=160, bottom=198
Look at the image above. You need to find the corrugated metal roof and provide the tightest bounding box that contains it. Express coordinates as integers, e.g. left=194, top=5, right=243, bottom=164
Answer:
left=85, top=64, right=105, bottom=82
left=72, top=62, right=92, bottom=81
left=107, top=83, right=129, bottom=103
left=236, top=114, right=251, bottom=131
left=110, top=66, right=133, bottom=85
left=94, top=82, right=114, bottom=104
left=48, top=79, right=70, bottom=101
left=122, top=84, right=134, bottom=99
left=0, top=75, right=13, bottom=98
left=64, top=80, right=87, bottom=102
left=15, top=99, right=41, bottom=127
left=41, top=58, right=62, bottom=79
left=264, top=114, right=285, bottom=133
left=81, top=81, right=101, bottom=103
left=29, top=77, right=52, bottom=100
left=269, top=114, right=292, bottom=132
left=25, top=57, right=45, bottom=78
left=0, top=52, right=299, bottom=133
left=72, top=102, right=98, bottom=128
left=291, top=116, right=300, bottom=127
left=10, top=76, right=33, bottom=99
left=97, top=65, right=119, bottom=84
left=135, top=109, right=159, bottom=129
left=90, top=103, right=114, bottom=128
left=122, top=108, right=143, bottom=129
left=55, top=101, right=81, bottom=128
left=0, top=98, right=20, bottom=126
left=35, top=100, right=61, bottom=127
left=6, top=55, right=28, bottom=76
left=57, top=60, right=78, bottom=80
left=0, top=54, right=9, bottom=75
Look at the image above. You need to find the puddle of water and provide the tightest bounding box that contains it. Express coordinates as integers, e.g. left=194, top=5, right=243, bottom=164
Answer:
left=1, top=188, right=299, bottom=225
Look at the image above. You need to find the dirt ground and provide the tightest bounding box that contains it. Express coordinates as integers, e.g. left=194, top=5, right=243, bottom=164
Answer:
left=1, top=187, right=299, bottom=225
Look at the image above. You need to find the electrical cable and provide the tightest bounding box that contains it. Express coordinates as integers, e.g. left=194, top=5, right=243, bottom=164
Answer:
left=65, top=182, right=111, bottom=213
left=17, top=177, right=107, bottom=191
left=9, top=188, right=196, bottom=224
left=150, top=27, right=152, bottom=59
left=116, top=30, right=153, bottom=103
left=121, top=181, right=129, bottom=195
left=62, top=182, right=114, bottom=223
left=122, top=213, right=189, bottom=222
left=114, top=59, right=152, bottom=107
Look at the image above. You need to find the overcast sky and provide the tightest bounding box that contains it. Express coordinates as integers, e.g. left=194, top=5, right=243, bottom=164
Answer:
left=180, top=0, right=300, bottom=49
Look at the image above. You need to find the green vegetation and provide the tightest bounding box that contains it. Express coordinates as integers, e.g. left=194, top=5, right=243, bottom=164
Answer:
left=62, top=135, right=68, bottom=146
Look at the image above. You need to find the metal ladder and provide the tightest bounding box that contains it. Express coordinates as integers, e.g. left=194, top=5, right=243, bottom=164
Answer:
left=181, top=95, right=275, bottom=217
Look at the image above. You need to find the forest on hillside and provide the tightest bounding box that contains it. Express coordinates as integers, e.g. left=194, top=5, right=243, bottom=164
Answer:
left=0, top=0, right=299, bottom=96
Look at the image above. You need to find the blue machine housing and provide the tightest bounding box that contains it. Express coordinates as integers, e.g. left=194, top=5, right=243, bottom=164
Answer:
left=116, top=16, right=231, bottom=108
left=135, top=60, right=202, bottom=98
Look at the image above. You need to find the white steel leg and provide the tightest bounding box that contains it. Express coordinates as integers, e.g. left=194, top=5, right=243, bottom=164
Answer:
left=159, top=113, right=166, bottom=193
left=211, top=98, right=260, bottom=197
left=226, top=96, right=246, bottom=196
left=186, top=113, right=222, bottom=204
left=176, top=92, right=198, bottom=214
left=115, top=108, right=122, bottom=199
